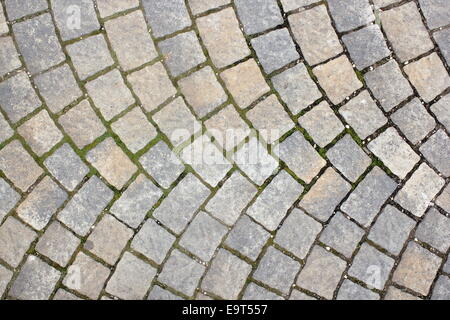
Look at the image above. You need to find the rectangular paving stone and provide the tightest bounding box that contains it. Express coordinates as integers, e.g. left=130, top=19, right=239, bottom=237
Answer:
left=415, top=208, right=450, bottom=253
left=188, top=0, right=230, bottom=14
left=220, top=59, right=270, bottom=108
left=157, top=249, right=206, bottom=297
left=131, top=219, right=175, bottom=265
left=106, top=252, right=156, bottom=300
left=12, top=13, right=65, bottom=74
left=418, top=0, right=450, bottom=29
left=86, top=69, right=135, bottom=121
left=225, top=215, right=270, bottom=261
left=0, top=36, right=21, bottom=77
left=337, top=279, right=380, bottom=300
left=105, top=10, right=157, bottom=71
left=97, top=0, right=138, bottom=18
left=5, top=0, right=47, bottom=20
left=202, top=249, right=251, bottom=300
left=10, top=256, right=60, bottom=300
left=275, top=131, right=326, bottom=183
left=180, top=211, right=228, bottom=262
left=368, top=127, right=420, bottom=179
left=0, top=72, right=41, bottom=123
left=289, top=5, right=343, bottom=65
left=58, top=100, right=106, bottom=149
left=431, top=95, right=450, bottom=131
left=17, top=176, right=67, bottom=231
left=234, top=0, right=283, bottom=35
left=0, top=178, right=20, bottom=221
left=0, top=140, right=43, bottom=192
left=0, top=264, right=13, bottom=297
left=0, top=217, right=37, bottom=268
left=327, top=135, right=371, bottom=182
left=395, top=163, right=445, bottom=217
left=365, top=60, right=413, bottom=111
left=381, top=2, right=434, bottom=62
left=18, top=110, right=63, bottom=156
left=319, top=212, right=365, bottom=259
left=35, top=221, right=80, bottom=267
left=153, top=173, right=210, bottom=234
left=420, top=130, right=450, bottom=176
left=299, top=168, right=351, bottom=222
left=393, top=242, right=442, bottom=295
left=197, top=8, right=249, bottom=68
left=368, top=205, right=416, bottom=256
left=434, top=29, right=450, bottom=66
left=142, top=0, right=192, bottom=38
left=341, top=167, right=397, bottom=227
left=275, top=208, right=322, bottom=259
left=431, top=276, right=450, bottom=300
left=247, top=170, right=303, bottom=231
left=58, top=176, right=114, bottom=236
left=328, top=0, right=374, bottom=33
left=253, top=246, right=301, bottom=295
left=297, top=246, right=347, bottom=299
left=243, top=283, right=284, bottom=300
left=0, top=113, right=13, bottom=145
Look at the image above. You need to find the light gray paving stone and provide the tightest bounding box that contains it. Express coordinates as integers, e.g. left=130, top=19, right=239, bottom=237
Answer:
left=188, top=0, right=229, bottom=14
left=384, top=286, right=421, bottom=300
left=319, top=212, right=365, bottom=258
left=431, top=95, right=450, bottom=131
left=0, top=217, right=37, bottom=268
left=97, top=0, right=139, bottom=18
left=348, top=243, right=395, bottom=290
left=0, top=113, right=13, bottom=145
left=18, top=110, right=63, bottom=156
left=85, top=69, right=135, bottom=121
left=289, top=5, right=343, bottom=65
left=431, top=276, right=450, bottom=300
left=365, top=60, right=414, bottom=111
left=225, top=215, right=270, bottom=261
left=5, top=0, right=47, bottom=20
left=12, top=13, right=65, bottom=74
left=58, top=176, right=114, bottom=236
left=341, top=167, right=397, bottom=227
left=153, top=173, right=210, bottom=234
left=0, top=264, right=13, bottom=297
left=272, top=63, right=322, bottom=115
left=297, top=246, right=347, bottom=299
left=420, top=130, right=450, bottom=176
left=436, top=184, right=450, bottom=212
left=110, top=175, right=163, bottom=229
left=131, top=219, right=176, bottom=265
left=233, top=137, right=279, bottom=186
left=234, top=0, right=283, bottom=35
left=280, top=0, right=319, bottom=11
left=327, top=135, right=371, bottom=182
left=142, top=0, right=192, bottom=38
left=158, top=249, right=206, bottom=297
left=251, top=28, right=299, bottom=74
left=246, top=95, right=295, bottom=144
left=86, top=138, right=137, bottom=190
left=393, top=242, right=442, bottom=295
left=243, top=283, right=284, bottom=300
left=10, top=256, right=60, bottom=300
left=328, top=0, right=374, bottom=32
left=337, top=280, right=380, bottom=300
left=180, top=211, right=228, bottom=262
left=368, top=205, right=416, bottom=256
left=179, top=66, right=228, bottom=118
left=159, top=31, right=206, bottom=77
left=289, top=290, right=317, bottom=300
left=106, top=252, right=156, bottom=300
left=67, top=34, right=114, bottom=81
left=275, top=131, right=326, bottom=183
left=275, top=208, right=322, bottom=259
left=206, top=172, right=257, bottom=226
left=391, top=98, right=436, bottom=145
left=368, top=127, right=420, bottom=179
left=253, top=246, right=301, bottom=295
left=381, top=2, right=434, bottom=62
left=0, top=140, right=43, bottom=192
left=372, top=0, right=401, bottom=8
left=44, top=144, right=89, bottom=192
left=0, top=72, right=41, bottom=123
left=434, top=29, right=450, bottom=66
left=196, top=7, right=249, bottom=68
left=63, top=252, right=111, bottom=299
left=58, top=100, right=106, bottom=149
left=299, top=102, right=344, bottom=148
left=299, top=168, right=351, bottom=222
left=35, top=221, right=80, bottom=267
left=53, top=289, right=82, bottom=301
left=0, top=5, right=6, bottom=35
left=395, top=163, right=445, bottom=217
left=105, top=10, right=157, bottom=71
left=148, top=286, right=183, bottom=300
left=418, top=0, right=450, bottom=29
left=17, top=176, right=67, bottom=230
left=247, top=170, right=303, bottom=231
left=202, top=249, right=252, bottom=300
left=0, top=36, right=21, bottom=77
left=0, top=178, right=20, bottom=222
left=416, top=208, right=450, bottom=253
left=342, top=24, right=390, bottom=70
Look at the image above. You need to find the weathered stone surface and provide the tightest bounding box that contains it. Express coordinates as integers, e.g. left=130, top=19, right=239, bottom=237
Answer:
left=328, top=0, right=374, bottom=32
left=431, top=276, right=450, bottom=300
left=0, top=178, right=20, bottom=221
left=243, top=283, right=284, bottom=300
left=384, top=286, right=421, bottom=300
left=148, top=286, right=183, bottom=300
left=415, top=208, right=450, bottom=253
left=281, top=0, right=319, bottom=11
left=234, top=0, right=283, bottom=35
left=53, top=289, right=82, bottom=301
left=431, top=95, right=450, bottom=131
left=97, top=0, right=139, bottom=18
left=0, top=113, right=13, bottom=145
left=142, top=0, right=191, bottom=38
left=418, top=0, right=450, bottom=29
left=436, top=184, right=450, bottom=213
left=434, top=29, right=450, bottom=66
left=420, top=130, right=450, bottom=176
left=0, top=36, right=21, bottom=77
left=337, top=280, right=380, bottom=300
left=5, top=0, right=47, bottom=20
left=0, top=264, right=13, bottom=296
left=188, top=0, right=230, bottom=14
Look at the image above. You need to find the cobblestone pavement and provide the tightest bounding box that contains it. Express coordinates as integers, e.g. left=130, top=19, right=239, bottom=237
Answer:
left=0, top=0, right=449, bottom=301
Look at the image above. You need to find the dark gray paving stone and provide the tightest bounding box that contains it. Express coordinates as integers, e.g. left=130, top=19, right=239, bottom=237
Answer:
left=327, top=0, right=374, bottom=32
left=431, top=276, right=450, bottom=300
left=415, top=208, right=450, bottom=253
left=234, top=0, right=283, bottom=35
left=418, top=0, right=450, bottom=29
left=420, top=130, right=450, bottom=177
left=142, top=0, right=191, bottom=38
left=5, top=0, right=47, bottom=20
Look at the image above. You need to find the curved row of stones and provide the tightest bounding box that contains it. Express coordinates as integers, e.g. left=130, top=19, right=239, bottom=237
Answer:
left=0, top=0, right=449, bottom=300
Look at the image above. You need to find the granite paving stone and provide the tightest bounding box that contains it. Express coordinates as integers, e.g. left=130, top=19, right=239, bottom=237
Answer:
left=0, top=265, right=13, bottom=297
left=234, top=0, right=283, bottom=35
left=327, top=0, right=375, bottom=33
left=97, top=0, right=139, bottom=18
left=188, top=0, right=230, bottom=15
left=420, top=130, right=450, bottom=176
left=415, top=207, right=450, bottom=253
left=436, top=184, right=450, bottom=213
left=148, top=286, right=183, bottom=300
left=0, top=178, right=20, bottom=221
left=431, top=276, right=450, bottom=300
left=337, top=280, right=380, bottom=300
left=384, top=286, right=422, bottom=300
left=5, top=0, right=47, bottom=20
left=418, top=0, right=450, bottom=29
left=0, top=36, right=21, bottom=77
left=242, top=283, right=284, bottom=300
left=0, top=113, right=13, bottom=145
left=431, top=95, right=450, bottom=131
left=434, top=29, right=450, bottom=66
